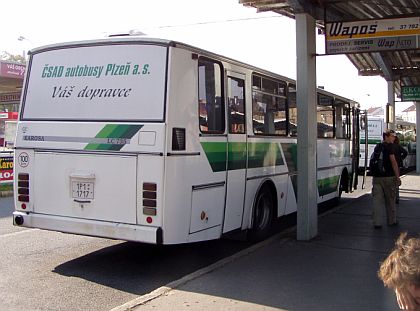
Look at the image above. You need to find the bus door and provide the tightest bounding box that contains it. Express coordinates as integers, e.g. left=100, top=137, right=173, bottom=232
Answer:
left=223, top=72, right=247, bottom=233
left=352, top=107, right=361, bottom=190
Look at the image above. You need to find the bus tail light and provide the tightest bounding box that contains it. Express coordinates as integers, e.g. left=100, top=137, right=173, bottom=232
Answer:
left=143, top=182, right=157, bottom=218
left=17, top=173, right=30, bottom=205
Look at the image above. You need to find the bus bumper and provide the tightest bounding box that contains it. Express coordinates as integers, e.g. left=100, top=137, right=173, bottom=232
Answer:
left=13, top=211, right=162, bottom=244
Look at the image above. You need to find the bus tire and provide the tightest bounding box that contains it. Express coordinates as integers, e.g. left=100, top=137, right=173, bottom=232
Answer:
left=248, top=186, right=274, bottom=241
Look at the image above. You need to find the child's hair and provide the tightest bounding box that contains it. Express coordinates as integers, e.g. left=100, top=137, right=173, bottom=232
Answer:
left=378, top=232, right=420, bottom=289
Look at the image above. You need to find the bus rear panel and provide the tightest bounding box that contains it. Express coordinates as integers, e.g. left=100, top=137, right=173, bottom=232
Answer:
left=14, top=40, right=169, bottom=244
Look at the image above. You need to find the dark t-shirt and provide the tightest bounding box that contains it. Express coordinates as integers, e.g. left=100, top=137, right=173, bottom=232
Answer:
left=382, top=142, right=398, bottom=177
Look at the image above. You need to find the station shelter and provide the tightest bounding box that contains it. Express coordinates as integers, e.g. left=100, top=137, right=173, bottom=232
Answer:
left=240, top=0, right=420, bottom=240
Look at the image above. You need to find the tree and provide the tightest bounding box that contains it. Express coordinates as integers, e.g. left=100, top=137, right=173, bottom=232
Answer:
left=0, top=51, right=26, bottom=64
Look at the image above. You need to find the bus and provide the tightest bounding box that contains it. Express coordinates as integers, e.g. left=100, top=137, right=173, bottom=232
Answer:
left=13, top=36, right=360, bottom=244
left=359, top=117, right=416, bottom=172
left=396, top=120, right=417, bottom=169
left=359, top=116, right=384, bottom=171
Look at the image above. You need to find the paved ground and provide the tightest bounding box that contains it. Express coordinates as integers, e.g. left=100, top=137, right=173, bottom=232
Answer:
left=115, top=172, right=420, bottom=311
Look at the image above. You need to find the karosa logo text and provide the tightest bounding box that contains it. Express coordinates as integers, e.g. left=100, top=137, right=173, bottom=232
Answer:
left=328, top=22, right=378, bottom=38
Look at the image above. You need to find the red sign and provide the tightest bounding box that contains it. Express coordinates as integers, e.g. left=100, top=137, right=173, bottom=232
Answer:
left=0, top=61, right=25, bottom=79
left=0, top=156, right=13, bottom=183
left=0, top=112, right=18, bottom=119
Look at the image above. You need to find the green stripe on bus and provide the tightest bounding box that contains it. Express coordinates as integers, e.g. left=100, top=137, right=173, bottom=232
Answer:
left=200, top=142, right=227, bottom=172
left=94, top=124, right=142, bottom=139
left=280, top=143, right=297, bottom=172
left=84, top=124, right=143, bottom=151
left=85, top=143, right=123, bottom=150
left=360, top=139, right=382, bottom=144
left=248, top=142, right=284, bottom=168
left=201, top=142, right=284, bottom=172
left=85, top=143, right=103, bottom=150
left=94, top=124, right=119, bottom=138
left=318, top=175, right=340, bottom=196
left=280, top=142, right=298, bottom=197
left=228, top=142, right=247, bottom=170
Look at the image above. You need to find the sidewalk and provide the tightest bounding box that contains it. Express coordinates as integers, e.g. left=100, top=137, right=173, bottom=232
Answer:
left=117, top=172, right=420, bottom=311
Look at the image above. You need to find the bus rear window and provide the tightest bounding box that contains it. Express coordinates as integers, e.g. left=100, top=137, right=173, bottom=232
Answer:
left=22, top=44, right=167, bottom=121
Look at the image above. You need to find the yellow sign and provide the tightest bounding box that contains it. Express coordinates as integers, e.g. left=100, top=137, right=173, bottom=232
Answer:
left=326, top=16, right=420, bottom=54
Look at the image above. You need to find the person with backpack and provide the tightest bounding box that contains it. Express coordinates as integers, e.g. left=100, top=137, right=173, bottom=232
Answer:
left=370, top=129, right=401, bottom=228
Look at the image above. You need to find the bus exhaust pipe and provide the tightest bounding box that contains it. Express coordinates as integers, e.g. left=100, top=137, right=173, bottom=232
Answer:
left=14, top=215, right=24, bottom=226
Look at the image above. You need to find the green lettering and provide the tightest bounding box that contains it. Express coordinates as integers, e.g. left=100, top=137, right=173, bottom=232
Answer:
left=105, top=64, right=114, bottom=76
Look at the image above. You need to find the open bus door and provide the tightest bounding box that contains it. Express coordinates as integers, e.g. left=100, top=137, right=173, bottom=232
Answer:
left=360, top=111, right=368, bottom=189
left=351, top=107, right=361, bottom=191
left=223, top=72, right=247, bottom=233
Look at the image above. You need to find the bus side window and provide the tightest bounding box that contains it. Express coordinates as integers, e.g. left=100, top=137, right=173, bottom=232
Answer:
left=198, top=58, right=224, bottom=134
left=287, top=84, right=297, bottom=136
left=335, top=99, right=351, bottom=139
left=252, top=74, right=287, bottom=136
left=317, top=94, right=334, bottom=138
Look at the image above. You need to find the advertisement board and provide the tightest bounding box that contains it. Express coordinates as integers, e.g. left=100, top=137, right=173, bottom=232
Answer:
left=326, top=16, right=420, bottom=54
left=401, top=86, right=420, bottom=101
left=0, top=155, right=13, bottom=184
left=0, top=61, right=25, bottom=79
left=23, top=44, right=167, bottom=121
left=360, top=118, right=384, bottom=142
left=0, top=93, right=21, bottom=103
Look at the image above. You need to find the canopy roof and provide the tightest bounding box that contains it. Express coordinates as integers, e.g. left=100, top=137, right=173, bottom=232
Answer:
left=241, top=0, right=420, bottom=97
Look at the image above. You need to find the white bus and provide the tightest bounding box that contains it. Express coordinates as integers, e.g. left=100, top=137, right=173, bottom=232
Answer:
left=359, top=117, right=384, bottom=171
left=359, top=117, right=416, bottom=171
left=13, top=36, right=360, bottom=244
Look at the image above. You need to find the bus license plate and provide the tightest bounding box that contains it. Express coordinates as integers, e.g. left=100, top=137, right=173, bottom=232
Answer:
left=72, top=181, right=94, bottom=200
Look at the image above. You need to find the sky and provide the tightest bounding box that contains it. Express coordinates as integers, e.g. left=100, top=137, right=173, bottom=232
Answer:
left=1, top=0, right=413, bottom=114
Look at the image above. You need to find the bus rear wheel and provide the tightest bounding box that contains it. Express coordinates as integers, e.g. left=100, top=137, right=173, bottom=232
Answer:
left=249, top=186, right=274, bottom=241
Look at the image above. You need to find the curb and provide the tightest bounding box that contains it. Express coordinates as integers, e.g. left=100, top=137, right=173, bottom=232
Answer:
left=111, top=183, right=371, bottom=311
left=110, top=232, right=292, bottom=311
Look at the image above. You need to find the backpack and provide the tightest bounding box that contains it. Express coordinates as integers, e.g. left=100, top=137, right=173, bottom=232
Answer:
left=369, top=143, right=385, bottom=176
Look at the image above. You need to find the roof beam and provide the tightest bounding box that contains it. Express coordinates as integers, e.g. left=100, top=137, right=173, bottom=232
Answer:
left=256, top=2, right=292, bottom=12
left=286, top=0, right=325, bottom=20
left=370, top=52, right=395, bottom=81
left=391, top=67, right=420, bottom=78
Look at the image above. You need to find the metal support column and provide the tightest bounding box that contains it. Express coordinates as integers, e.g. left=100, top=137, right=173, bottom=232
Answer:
left=416, top=101, right=420, bottom=173
left=296, top=13, right=317, bottom=240
left=387, top=81, right=395, bottom=130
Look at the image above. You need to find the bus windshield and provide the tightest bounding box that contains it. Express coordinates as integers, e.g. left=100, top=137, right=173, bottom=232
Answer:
left=22, top=43, right=167, bottom=122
